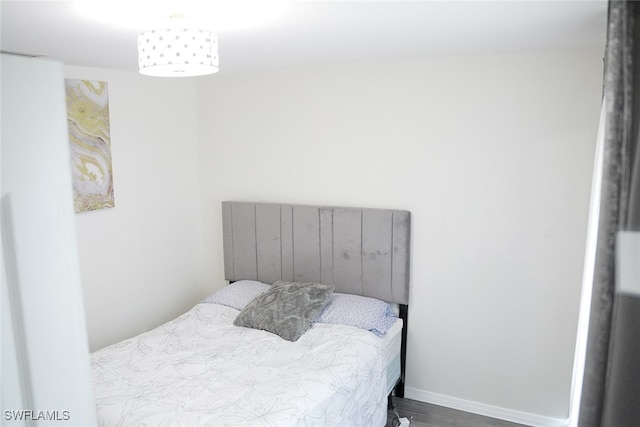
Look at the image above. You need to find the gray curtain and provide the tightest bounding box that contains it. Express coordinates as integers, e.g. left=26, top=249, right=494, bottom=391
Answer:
left=579, top=1, right=640, bottom=426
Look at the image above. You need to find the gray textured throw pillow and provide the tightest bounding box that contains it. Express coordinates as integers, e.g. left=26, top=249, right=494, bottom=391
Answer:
left=233, top=281, right=334, bottom=341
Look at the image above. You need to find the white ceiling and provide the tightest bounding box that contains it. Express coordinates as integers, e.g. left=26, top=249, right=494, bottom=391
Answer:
left=1, top=0, right=608, bottom=75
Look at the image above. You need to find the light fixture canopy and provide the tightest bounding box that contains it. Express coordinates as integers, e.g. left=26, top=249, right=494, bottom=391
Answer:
left=138, top=28, right=219, bottom=77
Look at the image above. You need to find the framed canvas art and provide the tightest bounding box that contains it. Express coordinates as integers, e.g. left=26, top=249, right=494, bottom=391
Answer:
left=65, top=79, right=114, bottom=212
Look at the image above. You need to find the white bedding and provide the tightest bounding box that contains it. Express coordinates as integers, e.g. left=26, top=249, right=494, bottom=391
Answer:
left=92, top=303, right=392, bottom=427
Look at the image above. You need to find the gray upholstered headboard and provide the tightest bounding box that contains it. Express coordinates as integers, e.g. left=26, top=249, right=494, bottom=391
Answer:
left=222, top=201, right=410, bottom=305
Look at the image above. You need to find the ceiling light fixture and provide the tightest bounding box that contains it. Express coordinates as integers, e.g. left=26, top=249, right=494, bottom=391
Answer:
left=78, top=1, right=285, bottom=77
left=138, top=28, right=219, bottom=77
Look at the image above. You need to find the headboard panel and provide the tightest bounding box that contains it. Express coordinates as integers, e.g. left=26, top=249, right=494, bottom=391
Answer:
left=222, top=201, right=410, bottom=305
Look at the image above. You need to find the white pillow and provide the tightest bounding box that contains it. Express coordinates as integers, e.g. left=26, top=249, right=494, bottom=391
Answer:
left=202, top=280, right=270, bottom=310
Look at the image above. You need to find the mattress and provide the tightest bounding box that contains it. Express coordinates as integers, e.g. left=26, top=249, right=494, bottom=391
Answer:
left=92, top=303, right=395, bottom=427
left=382, top=318, right=403, bottom=395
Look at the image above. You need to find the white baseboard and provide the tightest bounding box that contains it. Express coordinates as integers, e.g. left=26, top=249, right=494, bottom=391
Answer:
left=404, top=387, right=568, bottom=427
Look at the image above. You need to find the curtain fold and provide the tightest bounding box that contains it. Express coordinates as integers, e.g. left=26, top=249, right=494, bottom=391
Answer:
left=578, top=1, right=639, bottom=426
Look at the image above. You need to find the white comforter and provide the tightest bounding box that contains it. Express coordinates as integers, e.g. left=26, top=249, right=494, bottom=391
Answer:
left=92, top=303, right=387, bottom=427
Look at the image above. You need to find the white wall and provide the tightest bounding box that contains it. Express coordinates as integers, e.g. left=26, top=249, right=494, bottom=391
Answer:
left=196, top=49, right=603, bottom=423
left=65, top=66, right=207, bottom=351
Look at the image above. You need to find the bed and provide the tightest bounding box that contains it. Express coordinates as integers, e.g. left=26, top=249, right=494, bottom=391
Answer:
left=92, top=201, right=411, bottom=426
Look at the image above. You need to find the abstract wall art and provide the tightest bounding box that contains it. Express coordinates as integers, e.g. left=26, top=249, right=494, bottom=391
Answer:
left=65, top=79, right=114, bottom=212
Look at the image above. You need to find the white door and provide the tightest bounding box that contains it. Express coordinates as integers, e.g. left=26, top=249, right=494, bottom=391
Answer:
left=1, top=54, right=97, bottom=427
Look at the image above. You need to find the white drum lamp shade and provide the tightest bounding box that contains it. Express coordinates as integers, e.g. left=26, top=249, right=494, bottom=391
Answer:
left=138, top=29, right=219, bottom=77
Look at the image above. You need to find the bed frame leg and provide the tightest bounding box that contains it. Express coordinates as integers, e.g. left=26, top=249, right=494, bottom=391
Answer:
left=394, top=304, right=408, bottom=399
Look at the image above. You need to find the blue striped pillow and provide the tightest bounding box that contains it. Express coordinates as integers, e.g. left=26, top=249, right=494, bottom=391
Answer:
left=316, top=293, right=398, bottom=336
